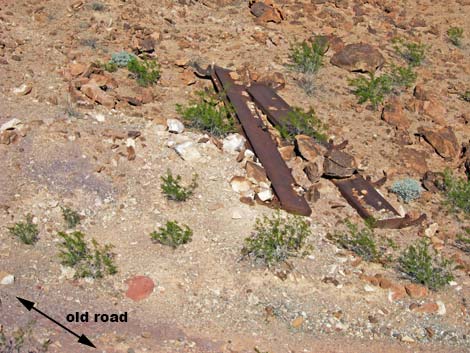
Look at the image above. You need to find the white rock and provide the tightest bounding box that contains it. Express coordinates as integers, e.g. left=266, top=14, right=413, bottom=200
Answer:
left=223, top=133, right=246, bottom=154
left=230, top=176, right=251, bottom=193
left=126, top=138, right=136, bottom=148
left=364, top=284, right=376, bottom=292
left=93, top=113, right=105, bottom=122
left=244, top=149, right=255, bottom=159
left=12, top=83, right=32, bottom=95
left=0, top=118, right=22, bottom=132
left=257, top=188, right=274, bottom=202
left=173, top=141, right=201, bottom=161
left=436, top=300, right=446, bottom=315
left=424, top=223, right=439, bottom=238
left=231, top=208, right=243, bottom=219
left=167, top=134, right=190, bottom=148
left=0, top=274, right=14, bottom=285
left=167, top=118, right=185, bottom=133
left=59, top=265, right=76, bottom=280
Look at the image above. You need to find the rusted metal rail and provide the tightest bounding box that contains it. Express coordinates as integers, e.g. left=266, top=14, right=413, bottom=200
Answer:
left=333, top=175, right=426, bottom=229
left=212, top=66, right=312, bottom=216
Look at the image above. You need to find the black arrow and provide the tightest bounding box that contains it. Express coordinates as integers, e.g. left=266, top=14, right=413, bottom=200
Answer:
left=16, top=297, right=96, bottom=348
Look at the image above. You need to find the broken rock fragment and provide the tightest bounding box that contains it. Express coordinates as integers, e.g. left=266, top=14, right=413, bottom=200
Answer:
left=249, top=0, right=284, bottom=24
left=381, top=98, right=410, bottom=130
left=230, top=176, right=252, bottom=193
left=223, top=133, right=246, bottom=154
left=173, top=141, right=202, bottom=161
left=323, top=149, right=357, bottom=178
left=418, top=126, right=459, bottom=160
left=330, top=43, right=385, bottom=73
left=81, top=81, right=115, bottom=108
left=167, top=118, right=185, bottom=134
left=245, top=161, right=270, bottom=186
left=295, top=134, right=326, bottom=161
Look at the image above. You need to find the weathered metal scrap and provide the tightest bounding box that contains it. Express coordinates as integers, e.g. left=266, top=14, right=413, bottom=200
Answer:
left=333, top=174, right=426, bottom=229
left=211, top=66, right=311, bottom=216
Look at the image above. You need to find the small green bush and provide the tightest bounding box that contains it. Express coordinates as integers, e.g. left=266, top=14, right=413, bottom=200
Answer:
left=58, top=231, right=117, bottom=279
left=161, top=170, right=198, bottom=201
left=390, top=64, right=417, bottom=88
left=277, top=107, right=327, bottom=143
left=8, top=215, right=39, bottom=245
left=390, top=178, right=422, bottom=203
left=447, top=27, right=464, bottom=47
left=150, top=221, right=192, bottom=248
left=349, top=73, right=392, bottom=110
left=289, top=37, right=328, bottom=74
left=61, top=207, right=81, bottom=229
left=460, top=91, right=470, bottom=102
left=127, top=57, right=160, bottom=87
left=398, top=238, right=454, bottom=290
left=455, top=233, right=470, bottom=253
left=242, top=211, right=312, bottom=267
left=176, top=90, right=235, bottom=137
left=442, top=169, right=470, bottom=214
left=110, top=51, right=135, bottom=67
left=329, top=221, right=390, bottom=263
left=393, top=38, right=426, bottom=67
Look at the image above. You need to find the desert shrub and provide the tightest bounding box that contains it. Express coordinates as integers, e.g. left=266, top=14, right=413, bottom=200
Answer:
left=110, top=51, right=135, bottom=67
left=61, top=206, right=81, bottom=229
left=8, top=215, right=39, bottom=245
left=289, top=36, right=328, bottom=74
left=150, top=221, right=193, bottom=248
left=57, top=231, right=117, bottom=279
left=91, top=1, right=106, bottom=11
left=242, top=211, right=312, bottom=267
left=127, top=57, right=160, bottom=87
left=442, top=169, right=470, bottom=214
left=390, top=178, right=422, bottom=203
left=349, top=73, right=392, bottom=110
left=329, top=221, right=394, bottom=263
left=447, top=27, right=464, bottom=47
left=176, top=90, right=235, bottom=137
left=393, top=38, right=426, bottom=67
left=277, top=107, right=328, bottom=143
left=460, top=91, right=470, bottom=102
left=455, top=232, right=470, bottom=253
left=0, top=325, right=50, bottom=353
left=161, top=170, right=198, bottom=201
left=390, top=64, right=417, bottom=88
left=398, top=239, right=454, bottom=290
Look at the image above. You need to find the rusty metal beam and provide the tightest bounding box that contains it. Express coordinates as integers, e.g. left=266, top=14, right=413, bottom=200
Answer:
left=333, top=175, right=426, bottom=229
left=213, top=66, right=311, bottom=216
left=247, top=83, right=292, bottom=128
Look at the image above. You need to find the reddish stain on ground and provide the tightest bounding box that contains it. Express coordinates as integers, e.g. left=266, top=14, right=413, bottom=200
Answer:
left=125, top=275, right=155, bottom=301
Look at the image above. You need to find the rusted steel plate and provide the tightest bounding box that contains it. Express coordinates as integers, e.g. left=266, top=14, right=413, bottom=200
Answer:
left=247, top=83, right=292, bottom=128
left=213, top=66, right=311, bottom=216
left=333, top=175, right=426, bottom=229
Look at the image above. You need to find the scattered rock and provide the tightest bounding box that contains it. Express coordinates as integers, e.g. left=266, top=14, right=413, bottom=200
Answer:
left=399, top=147, right=428, bottom=175
left=0, top=118, right=22, bottom=132
left=257, top=72, right=285, bottom=90
left=230, top=176, right=252, bottom=193
left=257, top=187, right=274, bottom=202
left=0, top=272, right=14, bottom=285
left=173, top=141, right=201, bottom=161
left=330, top=43, right=384, bottom=73
left=418, top=126, right=459, bottom=160
left=304, top=160, right=324, bottom=183
left=12, top=83, right=32, bottom=96
left=245, top=161, right=269, bottom=186
left=0, top=130, right=18, bottom=145
left=287, top=157, right=312, bottom=189
left=436, top=300, right=446, bottom=315
left=411, top=302, right=439, bottom=314
left=125, top=275, right=155, bottom=301
left=69, top=62, right=87, bottom=77
left=167, top=118, right=185, bottom=134
left=295, top=135, right=326, bottom=161
left=223, top=133, right=246, bottom=154
left=250, top=1, right=284, bottom=24
left=323, top=149, right=357, bottom=178
left=424, top=223, right=439, bottom=238
left=278, top=145, right=296, bottom=161
left=291, top=316, right=304, bottom=329
left=382, top=99, right=410, bottom=130
left=81, top=81, right=115, bottom=108
left=405, top=283, right=428, bottom=298
left=388, top=284, right=407, bottom=301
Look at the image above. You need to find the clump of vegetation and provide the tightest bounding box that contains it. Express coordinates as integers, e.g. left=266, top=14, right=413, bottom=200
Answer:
left=241, top=211, right=312, bottom=267
left=127, top=57, right=160, bottom=87
left=150, top=221, right=193, bottom=248
left=0, top=324, right=50, bottom=353
left=460, top=90, right=470, bottom=102
left=101, top=61, right=118, bottom=72
left=277, top=107, right=328, bottom=142
left=161, top=170, right=198, bottom=201
left=393, top=38, right=426, bottom=67
left=398, top=238, right=454, bottom=290
left=61, top=207, right=81, bottom=229
left=329, top=221, right=395, bottom=263
left=176, top=89, right=236, bottom=137
left=110, top=51, right=136, bottom=67
left=91, top=1, right=106, bottom=11
left=8, top=215, right=39, bottom=245
left=442, top=169, right=470, bottom=214
left=390, top=64, right=417, bottom=88
left=455, top=232, right=470, bottom=253
left=57, top=231, right=117, bottom=279
left=447, top=27, right=464, bottom=47
left=289, top=36, right=328, bottom=74
left=390, top=178, right=423, bottom=203
left=349, top=73, right=393, bottom=110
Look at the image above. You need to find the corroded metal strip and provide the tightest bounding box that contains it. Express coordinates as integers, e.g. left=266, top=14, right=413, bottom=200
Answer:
left=213, top=66, right=311, bottom=216
left=247, top=83, right=292, bottom=127
left=333, top=175, right=425, bottom=229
